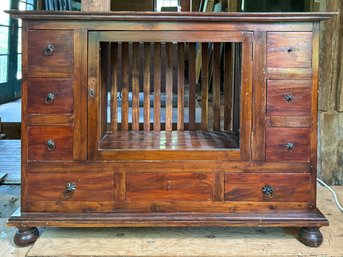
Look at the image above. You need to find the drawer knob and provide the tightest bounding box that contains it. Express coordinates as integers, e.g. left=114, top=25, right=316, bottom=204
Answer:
left=47, top=139, right=56, bottom=151
left=63, top=182, right=77, bottom=199
left=44, top=43, right=55, bottom=56
left=262, top=184, right=274, bottom=199
left=44, top=92, right=55, bottom=104
left=285, top=142, right=295, bottom=150
left=284, top=94, right=293, bottom=102
left=287, top=47, right=296, bottom=53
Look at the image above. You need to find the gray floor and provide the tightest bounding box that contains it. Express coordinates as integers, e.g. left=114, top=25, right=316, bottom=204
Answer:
left=0, top=98, right=21, bottom=122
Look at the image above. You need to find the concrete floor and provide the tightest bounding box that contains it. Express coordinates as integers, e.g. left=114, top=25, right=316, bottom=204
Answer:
left=0, top=99, right=21, bottom=123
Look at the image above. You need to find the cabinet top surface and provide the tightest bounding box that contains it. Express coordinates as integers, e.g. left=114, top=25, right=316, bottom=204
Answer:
left=7, top=11, right=336, bottom=22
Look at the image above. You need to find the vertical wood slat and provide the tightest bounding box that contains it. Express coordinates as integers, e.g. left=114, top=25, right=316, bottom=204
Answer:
left=100, top=43, right=109, bottom=137
left=154, top=43, right=161, bottom=131
left=233, top=43, right=241, bottom=135
left=188, top=43, right=196, bottom=131
left=110, top=42, right=118, bottom=132
left=201, top=43, right=209, bottom=131
left=132, top=42, right=140, bottom=131
left=177, top=43, right=185, bottom=131
left=144, top=43, right=151, bottom=131
left=166, top=42, right=173, bottom=131
left=121, top=42, right=129, bottom=131
left=213, top=43, right=221, bottom=131
left=224, top=43, right=233, bottom=131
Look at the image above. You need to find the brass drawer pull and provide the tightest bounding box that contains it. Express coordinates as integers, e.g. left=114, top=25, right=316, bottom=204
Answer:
left=285, top=142, right=295, bottom=150
left=63, top=182, right=76, bottom=199
left=44, top=42, right=55, bottom=56
left=44, top=92, right=55, bottom=104
left=284, top=94, right=293, bottom=102
left=47, top=139, right=56, bottom=151
left=262, top=184, right=274, bottom=199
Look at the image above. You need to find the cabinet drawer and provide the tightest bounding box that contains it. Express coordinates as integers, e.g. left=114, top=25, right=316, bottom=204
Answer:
left=266, top=128, right=311, bottom=162
left=28, top=78, right=73, bottom=114
left=267, top=80, right=311, bottom=116
left=267, top=32, right=312, bottom=68
left=28, top=126, right=73, bottom=161
left=127, top=173, right=213, bottom=201
left=224, top=173, right=311, bottom=202
left=27, top=172, right=113, bottom=201
left=28, top=30, right=74, bottom=77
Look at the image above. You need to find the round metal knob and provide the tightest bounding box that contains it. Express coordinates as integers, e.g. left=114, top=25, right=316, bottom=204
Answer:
left=284, top=94, right=293, bottom=102
left=47, top=139, right=56, bottom=151
left=287, top=47, right=295, bottom=53
left=285, top=142, right=295, bottom=150
left=44, top=92, right=55, bottom=104
left=262, top=184, right=274, bottom=199
left=44, top=43, right=55, bottom=56
left=63, top=182, right=76, bottom=199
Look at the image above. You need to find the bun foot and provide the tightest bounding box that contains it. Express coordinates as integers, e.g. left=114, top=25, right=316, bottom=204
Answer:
left=14, top=227, right=39, bottom=247
left=298, top=227, right=323, bottom=247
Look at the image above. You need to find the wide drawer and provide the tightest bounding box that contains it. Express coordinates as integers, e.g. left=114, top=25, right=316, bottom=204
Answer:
left=126, top=172, right=213, bottom=201
left=267, top=32, right=312, bottom=68
left=28, top=30, right=74, bottom=77
left=27, top=172, right=113, bottom=202
left=28, top=126, right=73, bottom=161
left=266, top=127, right=311, bottom=162
left=28, top=78, right=73, bottom=114
left=224, top=173, right=311, bottom=202
left=267, top=80, right=311, bottom=116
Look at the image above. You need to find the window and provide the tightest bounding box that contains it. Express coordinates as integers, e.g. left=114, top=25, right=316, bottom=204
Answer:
left=0, top=1, right=10, bottom=83
left=155, top=0, right=179, bottom=11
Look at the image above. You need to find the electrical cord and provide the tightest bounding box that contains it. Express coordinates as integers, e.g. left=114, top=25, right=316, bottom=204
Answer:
left=317, top=178, right=343, bottom=212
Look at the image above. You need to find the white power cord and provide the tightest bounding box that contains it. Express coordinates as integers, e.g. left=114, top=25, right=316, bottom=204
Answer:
left=317, top=178, right=343, bottom=212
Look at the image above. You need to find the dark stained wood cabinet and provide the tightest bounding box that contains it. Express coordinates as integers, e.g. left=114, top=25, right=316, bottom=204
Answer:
left=7, top=11, right=335, bottom=248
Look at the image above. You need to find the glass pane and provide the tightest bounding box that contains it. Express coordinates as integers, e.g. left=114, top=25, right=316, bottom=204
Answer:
left=19, top=2, right=27, bottom=11
left=0, top=55, right=8, bottom=83
left=27, top=4, right=34, bottom=10
left=17, top=54, right=22, bottom=79
left=0, top=0, right=10, bottom=26
left=0, top=26, right=9, bottom=54
left=28, top=0, right=35, bottom=4
left=18, top=28, right=22, bottom=53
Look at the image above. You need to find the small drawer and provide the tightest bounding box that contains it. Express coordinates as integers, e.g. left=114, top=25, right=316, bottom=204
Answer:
left=28, top=30, right=74, bottom=77
left=267, top=80, right=311, bottom=116
left=224, top=173, right=311, bottom=202
left=126, top=173, right=213, bottom=201
left=266, top=127, right=311, bottom=162
left=28, top=126, right=73, bottom=161
left=267, top=32, right=312, bottom=68
left=27, top=172, right=113, bottom=202
left=28, top=78, right=73, bottom=114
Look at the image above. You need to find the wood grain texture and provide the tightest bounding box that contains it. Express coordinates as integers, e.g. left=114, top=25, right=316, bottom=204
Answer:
left=153, top=43, right=161, bottom=132
left=267, top=32, right=312, bottom=68
left=121, top=42, right=129, bottom=131
left=267, top=80, right=312, bottom=116
left=28, top=30, right=74, bottom=77
left=188, top=42, right=196, bottom=131
left=143, top=43, right=151, bottom=131
left=165, top=42, right=173, bottom=131
left=177, top=43, right=185, bottom=131
left=110, top=42, right=118, bottom=132
left=212, top=43, right=221, bottom=131
left=266, top=128, right=311, bottom=162
left=81, top=0, right=111, bottom=11
left=201, top=43, right=209, bottom=131
left=132, top=42, right=140, bottom=131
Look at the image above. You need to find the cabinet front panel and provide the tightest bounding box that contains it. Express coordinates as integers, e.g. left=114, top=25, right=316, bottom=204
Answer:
left=28, top=126, right=73, bottom=160
left=126, top=173, right=213, bottom=201
left=267, top=80, right=311, bottom=116
left=267, top=32, right=312, bottom=68
left=28, top=30, right=74, bottom=77
left=224, top=173, right=311, bottom=202
left=266, top=127, right=311, bottom=162
left=28, top=78, right=74, bottom=114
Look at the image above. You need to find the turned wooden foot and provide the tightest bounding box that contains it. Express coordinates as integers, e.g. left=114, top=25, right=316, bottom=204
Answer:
left=298, top=227, right=323, bottom=247
left=14, top=227, right=39, bottom=247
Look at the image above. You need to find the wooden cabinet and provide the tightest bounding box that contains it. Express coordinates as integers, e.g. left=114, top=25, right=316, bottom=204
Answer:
left=7, top=11, right=335, bottom=248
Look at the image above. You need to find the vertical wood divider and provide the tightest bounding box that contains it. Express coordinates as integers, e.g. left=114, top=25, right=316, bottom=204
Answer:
left=144, top=43, right=151, bottom=131
left=189, top=42, right=196, bottom=131
left=154, top=43, right=161, bottom=131
left=121, top=42, right=129, bottom=131
left=224, top=43, right=233, bottom=131
left=213, top=43, right=221, bottom=131
left=110, top=42, right=118, bottom=132
left=166, top=42, right=173, bottom=131
left=201, top=43, right=209, bottom=131
left=177, top=43, right=185, bottom=131
left=132, top=42, right=140, bottom=131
